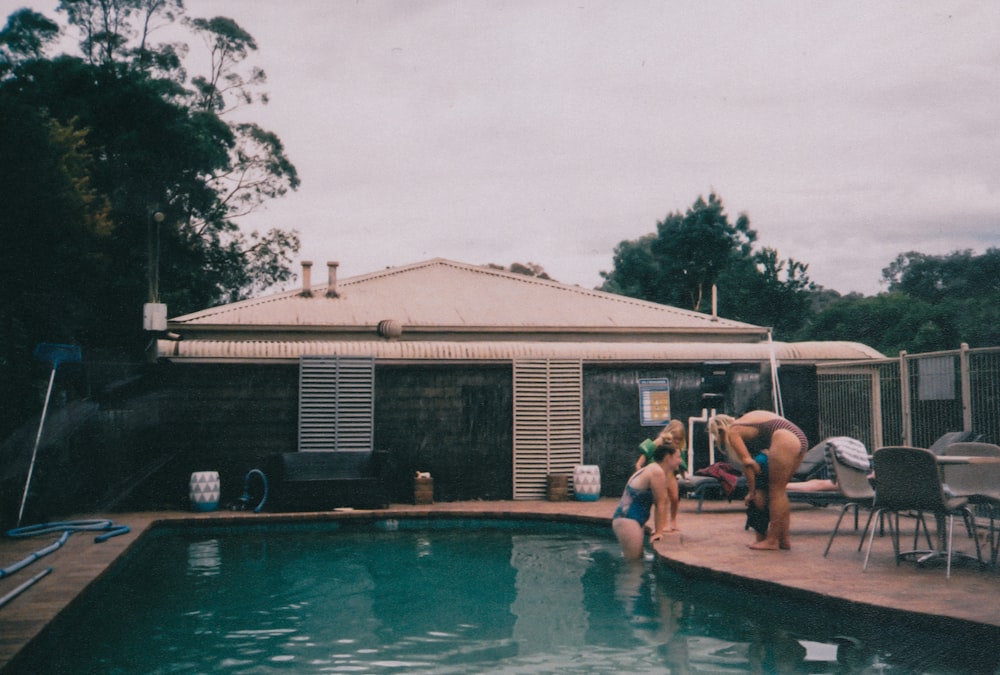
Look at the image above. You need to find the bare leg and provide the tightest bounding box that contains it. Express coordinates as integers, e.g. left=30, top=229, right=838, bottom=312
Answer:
left=666, top=474, right=680, bottom=531
left=748, top=431, right=804, bottom=550
left=748, top=490, right=768, bottom=544
left=613, top=518, right=646, bottom=560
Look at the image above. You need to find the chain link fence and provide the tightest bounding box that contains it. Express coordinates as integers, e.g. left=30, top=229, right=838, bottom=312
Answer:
left=817, top=344, right=1000, bottom=450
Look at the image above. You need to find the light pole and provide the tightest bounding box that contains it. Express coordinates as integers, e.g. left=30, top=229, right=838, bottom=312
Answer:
left=148, top=210, right=164, bottom=303
left=144, top=211, right=167, bottom=332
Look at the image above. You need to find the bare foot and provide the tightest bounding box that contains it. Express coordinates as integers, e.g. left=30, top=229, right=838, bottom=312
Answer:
left=748, top=540, right=781, bottom=550
left=666, top=527, right=680, bottom=534
left=780, top=539, right=791, bottom=550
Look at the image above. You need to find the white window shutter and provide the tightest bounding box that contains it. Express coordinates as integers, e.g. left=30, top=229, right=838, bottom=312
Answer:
left=298, top=356, right=374, bottom=452
left=513, top=359, right=583, bottom=499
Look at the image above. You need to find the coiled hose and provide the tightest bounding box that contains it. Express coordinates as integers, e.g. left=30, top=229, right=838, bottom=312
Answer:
left=2, top=519, right=130, bottom=579
left=237, top=469, right=268, bottom=513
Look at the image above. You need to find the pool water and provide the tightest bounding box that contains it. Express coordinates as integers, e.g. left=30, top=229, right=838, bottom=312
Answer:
left=12, top=519, right=1000, bottom=673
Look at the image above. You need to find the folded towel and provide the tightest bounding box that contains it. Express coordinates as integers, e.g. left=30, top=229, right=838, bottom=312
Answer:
left=826, top=437, right=870, bottom=472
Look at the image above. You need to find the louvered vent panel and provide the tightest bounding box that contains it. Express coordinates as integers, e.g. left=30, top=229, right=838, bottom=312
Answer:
left=298, top=356, right=374, bottom=452
left=513, top=359, right=582, bottom=499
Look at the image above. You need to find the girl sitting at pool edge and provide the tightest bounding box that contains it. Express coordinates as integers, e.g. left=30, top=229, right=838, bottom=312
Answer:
left=613, top=441, right=684, bottom=560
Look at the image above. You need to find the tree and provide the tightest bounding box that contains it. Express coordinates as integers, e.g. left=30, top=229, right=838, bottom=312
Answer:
left=882, top=249, right=1000, bottom=302
left=601, top=194, right=757, bottom=312
left=0, top=0, right=300, bottom=435
left=718, top=247, right=815, bottom=337
left=486, top=262, right=553, bottom=280
left=796, top=248, right=1000, bottom=354
left=0, top=93, right=112, bottom=432
left=599, top=193, right=814, bottom=337
left=0, top=8, right=60, bottom=73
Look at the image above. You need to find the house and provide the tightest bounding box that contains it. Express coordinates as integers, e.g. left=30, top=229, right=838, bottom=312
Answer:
left=150, top=258, right=881, bottom=506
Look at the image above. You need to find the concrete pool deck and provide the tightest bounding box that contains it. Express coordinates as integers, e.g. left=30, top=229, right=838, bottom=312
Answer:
left=1, top=496, right=998, bottom=670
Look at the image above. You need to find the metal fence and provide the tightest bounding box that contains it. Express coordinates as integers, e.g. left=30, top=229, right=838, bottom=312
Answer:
left=817, top=344, right=1000, bottom=450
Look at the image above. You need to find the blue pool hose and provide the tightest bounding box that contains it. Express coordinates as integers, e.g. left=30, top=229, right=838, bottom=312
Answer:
left=1, top=519, right=130, bottom=580
left=0, top=567, right=52, bottom=609
left=239, top=469, right=269, bottom=513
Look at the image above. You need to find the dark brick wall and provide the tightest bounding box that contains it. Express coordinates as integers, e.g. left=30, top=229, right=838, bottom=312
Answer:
left=4, top=358, right=818, bottom=520
left=374, top=365, right=513, bottom=502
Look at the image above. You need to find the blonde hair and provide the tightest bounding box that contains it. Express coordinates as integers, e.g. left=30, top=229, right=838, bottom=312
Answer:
left=706, top=414, right=738, bottom=463
left=661, top=419, right=687, bottom=451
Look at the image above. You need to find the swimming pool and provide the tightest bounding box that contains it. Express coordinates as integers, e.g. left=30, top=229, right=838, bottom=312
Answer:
left=9, top=517, right=999, bottom=673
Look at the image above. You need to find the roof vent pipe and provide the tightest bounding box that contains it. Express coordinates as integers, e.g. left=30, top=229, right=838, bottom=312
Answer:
left=711, top=284, right=718, bottom=321
left=326, top=261, right=340, bottom=298
left=300, top=261, right=313, bottom=297
left=377, top=319, right=403, bottom=339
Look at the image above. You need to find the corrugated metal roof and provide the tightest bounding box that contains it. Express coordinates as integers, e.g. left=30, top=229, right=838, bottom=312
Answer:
left=169, top=258, right=765, bottom=334
left=155, top=339, right=883, bottom=363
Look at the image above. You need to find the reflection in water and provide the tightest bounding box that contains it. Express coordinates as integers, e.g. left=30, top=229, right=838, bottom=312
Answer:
left=185, top=538, right=221, bottom=577
left=16, top=524, right=1000, bottom=674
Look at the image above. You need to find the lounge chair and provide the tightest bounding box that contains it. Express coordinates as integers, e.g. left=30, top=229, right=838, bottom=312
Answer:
left=928, top=430, right=980, bottom=455
left=788, top=436, right=870, bottom=508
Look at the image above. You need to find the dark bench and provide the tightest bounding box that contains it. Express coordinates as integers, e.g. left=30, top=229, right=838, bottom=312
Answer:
left=267, top=451, right=389, bottom=511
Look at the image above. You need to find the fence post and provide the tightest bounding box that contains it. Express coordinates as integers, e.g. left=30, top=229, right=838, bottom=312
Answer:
left=899, top=351, right=911, bottom=447
left=870, top=366, right=884, bottom=450
left=960, top=342, right=972, bottom=433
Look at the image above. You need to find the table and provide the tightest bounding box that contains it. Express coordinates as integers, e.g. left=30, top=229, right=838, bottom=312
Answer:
left=937, top=455, right=1000, bottom=567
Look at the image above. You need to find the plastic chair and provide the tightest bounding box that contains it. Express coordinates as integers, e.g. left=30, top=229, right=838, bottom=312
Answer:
left=864, top=446, right=982, bottom=578
left=822, top=445, right=876, bottom=557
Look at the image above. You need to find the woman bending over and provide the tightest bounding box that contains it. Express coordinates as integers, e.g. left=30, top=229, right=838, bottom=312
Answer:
left=708, top=411, right=808, bottom=550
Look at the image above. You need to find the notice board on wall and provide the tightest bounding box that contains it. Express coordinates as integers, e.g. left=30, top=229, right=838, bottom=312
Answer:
left=638, top=378, right=671, bottom=426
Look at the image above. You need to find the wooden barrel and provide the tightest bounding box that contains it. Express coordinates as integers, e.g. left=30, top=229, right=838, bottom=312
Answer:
left=546, top=474, right=569, bottom=501
left=414, top=477, right=434, bottom=504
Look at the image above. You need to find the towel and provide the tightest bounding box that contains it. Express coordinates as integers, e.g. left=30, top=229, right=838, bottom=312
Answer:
left=826, top=437, right=871, bottom=472
left=694, top=462, right=742, bottom=496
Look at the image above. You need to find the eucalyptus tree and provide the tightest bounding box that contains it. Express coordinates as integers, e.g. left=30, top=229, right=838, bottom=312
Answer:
left=0, top=1, right=300, bottom=434
left=601, top=194, right=757, bottom=312
left=600, top=194, right=816, bottom=337
left=2, top=1, right=300, bottom=315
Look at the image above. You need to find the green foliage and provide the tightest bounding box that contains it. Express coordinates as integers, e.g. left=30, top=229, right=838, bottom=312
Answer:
left=0, top=0, right=300, bottom=436
left=799, top=248, right=1000, bottom=354
left=0, top=8, right=60, bottom=72
left=599, top=194, right=997, bottom=355
left=602, top=193, right=758, bottom=311
left=718, top=247, right=815, bottom=337
left=600, top=193, right=814, bottom=337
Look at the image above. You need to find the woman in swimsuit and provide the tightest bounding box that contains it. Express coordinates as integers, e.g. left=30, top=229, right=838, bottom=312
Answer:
left=612, top=441, right=683, bottom=560
left=708, top=411, right=809, bottom=551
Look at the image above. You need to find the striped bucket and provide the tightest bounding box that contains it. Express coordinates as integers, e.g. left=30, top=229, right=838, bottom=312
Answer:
left=573, top=465, right=601, bottom=501
left=189, top=471, right=221, bottom=512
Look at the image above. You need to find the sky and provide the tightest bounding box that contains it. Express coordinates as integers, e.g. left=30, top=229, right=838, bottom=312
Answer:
left=7, top=0, right=1000, bottom=296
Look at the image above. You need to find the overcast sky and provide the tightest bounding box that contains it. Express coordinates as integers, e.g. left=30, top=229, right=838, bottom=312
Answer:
left=9, top=1, right=1000, bottom=295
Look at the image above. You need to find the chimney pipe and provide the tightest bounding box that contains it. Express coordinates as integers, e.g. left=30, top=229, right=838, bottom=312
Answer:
left=300, top=261, right=313, bottom=297
left=326, top=261, right=340, bottom=298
